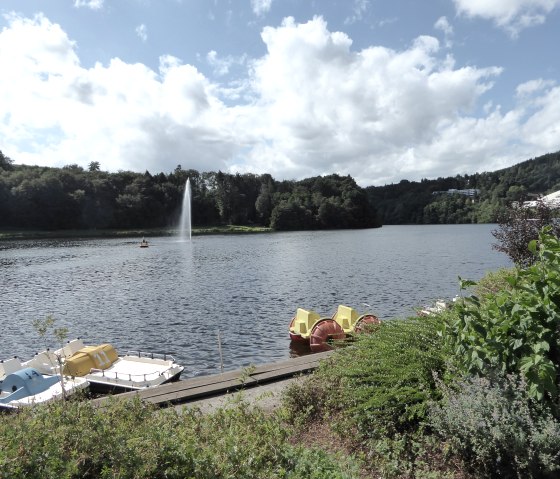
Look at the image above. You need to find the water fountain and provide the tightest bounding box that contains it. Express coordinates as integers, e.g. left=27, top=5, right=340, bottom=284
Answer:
left=179, top=178, right=191, bottom=241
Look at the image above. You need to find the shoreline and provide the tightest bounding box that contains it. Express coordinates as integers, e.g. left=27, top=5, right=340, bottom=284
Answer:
left=0, top=225, right=273, bottom=241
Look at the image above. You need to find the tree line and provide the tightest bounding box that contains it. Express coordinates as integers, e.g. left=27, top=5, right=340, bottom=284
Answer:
left=3, top=149, right=560, bottom=230
left=0, top=151, right=380, bottom=231
left=366, top=151, right=560, bottom=224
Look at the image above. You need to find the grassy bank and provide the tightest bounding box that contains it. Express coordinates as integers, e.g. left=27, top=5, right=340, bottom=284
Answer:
left=0, top=225, right=272, bottom=241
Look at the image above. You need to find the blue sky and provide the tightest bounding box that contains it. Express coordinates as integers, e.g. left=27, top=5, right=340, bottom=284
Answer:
left=1, top=0, right=559, bottom=186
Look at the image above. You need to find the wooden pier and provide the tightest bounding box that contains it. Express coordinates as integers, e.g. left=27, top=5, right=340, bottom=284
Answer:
left=92, top=351, right=332, bottom=409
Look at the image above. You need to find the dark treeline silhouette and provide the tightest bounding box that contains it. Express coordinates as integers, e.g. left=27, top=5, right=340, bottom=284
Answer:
left=3, top=149, right=560, bottom=230
left=0, top=151, right=380, bottom=231
left=366, top=151, right=560, bottom=224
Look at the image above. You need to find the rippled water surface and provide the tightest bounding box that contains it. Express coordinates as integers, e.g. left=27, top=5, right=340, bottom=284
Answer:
left=1, top=225, right=511, bottom=377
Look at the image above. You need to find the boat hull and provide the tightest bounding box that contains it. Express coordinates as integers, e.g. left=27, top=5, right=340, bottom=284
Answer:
left=86, top=368, right=184, bottom=394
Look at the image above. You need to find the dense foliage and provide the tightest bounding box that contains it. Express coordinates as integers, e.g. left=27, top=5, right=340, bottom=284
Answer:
left=446, top=228, right=560, bottom=404
left=0, top=396, right=359, bottom=479
left=430, top=374, right=560, bottom=478
left=492, top=200, right=560, bottom=266
left=366, top=151, right=560, bottom=224
left=0, top=154, right=379, bottom=231
left=4, top=149, right=560, bottom=230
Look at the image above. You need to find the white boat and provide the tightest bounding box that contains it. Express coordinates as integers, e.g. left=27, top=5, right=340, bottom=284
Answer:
left=0, top=358, right=89, bottom=409
left=26, top=339, right=184, bottom=393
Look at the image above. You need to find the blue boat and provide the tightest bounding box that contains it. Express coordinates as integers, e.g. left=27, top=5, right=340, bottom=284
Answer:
left=0, top=367, right=89, bottom=409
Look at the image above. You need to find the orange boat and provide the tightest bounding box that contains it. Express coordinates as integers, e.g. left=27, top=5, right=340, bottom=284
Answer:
left=289, top=305, right=380, bottom=352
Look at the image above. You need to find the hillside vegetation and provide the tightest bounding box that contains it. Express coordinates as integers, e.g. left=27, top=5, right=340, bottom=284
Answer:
left=2, top=149, right=560, bottom=231
left=366, top=151, right=560, bottom=224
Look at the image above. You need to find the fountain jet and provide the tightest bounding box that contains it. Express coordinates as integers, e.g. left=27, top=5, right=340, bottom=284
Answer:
left=179, top=178, right=191, bottom=241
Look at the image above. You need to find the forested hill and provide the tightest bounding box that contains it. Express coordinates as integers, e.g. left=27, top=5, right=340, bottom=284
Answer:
left=2, top=149, right=559, bottom=231
left=366, top=151, right=560, bottom=224
left=0, top=152, right=379, bottom=232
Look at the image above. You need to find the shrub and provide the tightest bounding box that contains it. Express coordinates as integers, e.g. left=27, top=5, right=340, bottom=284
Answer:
left=492, top=200, right=560, bottom=267
left=429, top=373, right=560, bottom=478
left=444, top=228, right=560, bottom=404
left=284, top=316, right=450, bottom=476
left=0, top=396, right=360, bottom=479
left=473, top=267, right=515, bottom=298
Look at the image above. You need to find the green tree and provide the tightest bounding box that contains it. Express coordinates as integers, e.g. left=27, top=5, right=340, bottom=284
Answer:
left=493, top=200, right=560, bottom=266
left=0, top=150, right=14, bottom=171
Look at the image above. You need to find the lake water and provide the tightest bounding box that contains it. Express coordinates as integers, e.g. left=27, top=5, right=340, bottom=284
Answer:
left=1, top=225, right=511, bottom=377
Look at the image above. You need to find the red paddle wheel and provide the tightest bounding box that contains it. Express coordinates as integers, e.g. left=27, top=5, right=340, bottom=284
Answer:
left=309, top=319, right=346, bottom=352
left=288, top=316, right=307, bottom=342
left=354, top=314, right=381, bottom=333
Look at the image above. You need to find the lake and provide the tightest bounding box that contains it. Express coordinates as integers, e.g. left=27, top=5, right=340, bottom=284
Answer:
left=0, top=224, right=511, bottom=377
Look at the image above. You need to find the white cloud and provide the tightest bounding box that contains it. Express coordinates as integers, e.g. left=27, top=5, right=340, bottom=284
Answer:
left=239, top=16, right=511, bottom=183
left=0, top=14, right=238, bottom=174
left=453, top=0, right=560, bottom=36
left=206, top=50, right=247, bottom=76
left=345, top=0, right=370, bottom=25
left=136, top=24, right=147, bottom=42
left=1, top=14, right=559, bottom=186
left=251, top=0, right=273, bottom=17
left=516, top=78, right=556, bottom=98
left=74, top=0, right=104, bottom=10
left=434, top=16, right=453, bottom=47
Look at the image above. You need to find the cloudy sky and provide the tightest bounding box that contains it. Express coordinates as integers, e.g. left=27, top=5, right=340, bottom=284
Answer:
left=0, top=0, right=559, bottom=186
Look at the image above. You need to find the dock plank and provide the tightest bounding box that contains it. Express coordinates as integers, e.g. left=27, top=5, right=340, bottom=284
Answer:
left=93, top=351, right=333, bottom=408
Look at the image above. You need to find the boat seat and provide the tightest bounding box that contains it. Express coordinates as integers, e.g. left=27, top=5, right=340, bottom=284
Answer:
left=292, top=308, right=321, bottom=338
left=25, top=350, right=59, bottom=374
left=333, top=305, right=359, bottom=332
left=0, top=358, right=22, bottom=378
left=57, top=339, right=85, bottom=359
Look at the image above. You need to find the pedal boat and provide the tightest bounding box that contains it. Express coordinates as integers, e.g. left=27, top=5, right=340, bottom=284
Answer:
left=0, top=359, right=88, bottom=410
left=26, top=339, right=184, bottom=393
left=289, top=305, right=380, bottom=352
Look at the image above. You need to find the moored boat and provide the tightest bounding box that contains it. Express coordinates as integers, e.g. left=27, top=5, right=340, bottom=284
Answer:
left=289, top=305, right=380, bottom=352
left=26, top=339, right=184, bottom=393
left=0, top=365, right=89, bottom=410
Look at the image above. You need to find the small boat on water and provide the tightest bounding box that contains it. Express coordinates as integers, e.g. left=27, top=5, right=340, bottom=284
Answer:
left=26, top=339, right=184, bottom=393
left=140, top=237, right=149, bottom=248
left=289, top=304, right=380, bottom=352
left=0, top=358, right=88, bottom=409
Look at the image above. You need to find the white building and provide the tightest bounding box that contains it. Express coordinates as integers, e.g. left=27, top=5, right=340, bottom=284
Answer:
left=523, top=191, right=560, bottom=208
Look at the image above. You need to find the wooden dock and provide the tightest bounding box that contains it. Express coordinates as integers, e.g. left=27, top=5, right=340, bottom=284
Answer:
left=92, top=351, right=332, bottom=408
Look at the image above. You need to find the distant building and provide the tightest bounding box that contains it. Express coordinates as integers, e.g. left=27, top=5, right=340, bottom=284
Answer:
left=432, top=188, right=480, bottom=197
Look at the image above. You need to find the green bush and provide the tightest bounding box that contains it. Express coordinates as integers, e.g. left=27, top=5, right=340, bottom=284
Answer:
left=429, top=373, right=560, bottom=478
left=284, top=316, right=449, bottom=476
left=444, top=227, right=560, bottom=404
left=473, top=267, right=515, bottom=298
left=0, top=396, right=359, bottom=479
left=492, top=200, right=560, bottom=267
